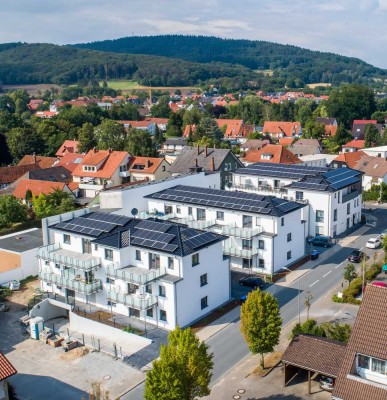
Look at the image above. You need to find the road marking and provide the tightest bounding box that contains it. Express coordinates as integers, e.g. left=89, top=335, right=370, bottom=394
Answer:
left=335, top=264, right=341, bottom=269
left=323, top=271, right=332, bottom=278
left=309, top=280, right=319, bottom=287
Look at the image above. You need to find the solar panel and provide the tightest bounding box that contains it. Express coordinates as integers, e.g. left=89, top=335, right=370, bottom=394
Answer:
left=85, top=212, right=130, bottom=226
left=136, top=220, right=171, bottom=233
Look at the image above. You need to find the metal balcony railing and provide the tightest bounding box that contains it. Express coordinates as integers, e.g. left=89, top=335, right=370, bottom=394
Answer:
left=221, top=225, right=261, bottom=238
left=233, top=184, right=288, bottom=193
left=39, top=272, right=102, bottom=295
left=222, top=245, right=259, bottom=259
left=187, top=219, right=216, bottom=230
left=37, top=243, right=101, bottom=271
left=106, top=265, right=166, bottom=285
left=106, top=291, right=158, bottom=310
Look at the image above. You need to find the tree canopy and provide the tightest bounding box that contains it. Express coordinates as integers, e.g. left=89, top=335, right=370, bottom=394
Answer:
left=0, top=195, right=28, bottom=229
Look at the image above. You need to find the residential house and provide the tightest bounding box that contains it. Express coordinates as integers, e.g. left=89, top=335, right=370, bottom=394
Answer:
left=169, top=146, right=244, bottom=189
left=331, top=151, right=366, bottom=169
left=361, top=145, right=387, bottom=158
left=161, top=137, right=188, bottom=154
left=28, top=99, right=44, bottom=111
left=72, top=149, right=131, bottom=198
left=278, top=137, right=295, bottom=146
left=287, top=139, right=321, bottom=157
left=230, top=163, right=363, bottom=237
left=0, top=228, right=43, bottom=283
left=118, top=120, right=156, bottom=136
left=299, top=154, right=336, bottom=168
left=316, top=117, right=338, bottom=126
left=54, top=153, right=85, bottom=173
left=145, top=118, right=168, bottom=132
left=13, top=179, right=77, bottom=202
left=0, top=164, right=40, bottom=191
left=0, top=352, right=17, bottom=400
left=37, top=211, right=229, bottom=331
left=240, top=140, right=270, bottom=152
left=262, top=121, right=302, bottom=138
left=352, top=155, right=387, bottom=191
left=242, top=144, right=302, bottom=165
left=145, top=185, right=306, bottom=275
left=332, top=285, right=387, bottom=400
left=26, top=166, right=73, bottom=183
left=18, top=154, right=57, bottom=169
left=55, top=140, right=79, bottom=157
left=128, top=157, right=171, bottom=182
left=215, top=119, right=244, bottom=140
left=342, top=140, right=365, bottom=153
left=352, top=120, right=383, bottom=139
left=35, top=111, right=58, bottom=119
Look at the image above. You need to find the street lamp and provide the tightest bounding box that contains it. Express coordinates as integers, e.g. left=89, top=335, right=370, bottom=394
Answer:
left=282, top=267, right=301, bottom=324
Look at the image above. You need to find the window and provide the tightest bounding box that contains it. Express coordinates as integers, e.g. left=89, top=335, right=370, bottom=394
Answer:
left=287, top=233, right=292, bottom=242
left=316, top=210, right=324, bottom=223
left=242, top=258, right=250, bottom=268
left=128, top=283, right=138, bottom=294
left=333, top=209, right=338, bottom=222
left=176, top=206, right=181, bottom=214
left=192, top=253, right=199, bottom=267
left=135, top=250, right=141, bottom=261
left=242, top=239, right=252, bottom=250
left=287, top=251, right=292, bottom=260
left=243, top=215, right=252, bottom=228
left=145, top=284, right=152, bottom=294
left=347, top=203, right=350, bottom=215
left=162, top=165, right=166, bottom=172
left=159, top=286, right=166, bottom=297
left=201, top=296, right=208, bottom=310
left=258, top=258, right=265, bottom=268
left=258, top=240, right=265, bottom=250
left=188, top=207, right=193, bottom=216
left=281, top=217, right=285, bottom=226
left=160, top=310, right=167, bottom=321
left=256, top=217, right=261, bottom=226
left=274, top=179, right=280, bottom=188
left=63, top=234, right=71, bottom=244
left=149, top=253, right=160, bottom=270
left=168, top=257, right=174, bottom=269
left=371, top=358, right=386, bottom=374
left=45, top=261, right=50, bottom=266
left=119, top=165, right=127, bottom=172
left=358, top=354, right=370, bottom=369
left=94, top=244, right=98, bottom=251
left=295, top=191, right=303, bottom=201
left=197, top=208, right=206, bottom=221
left=55, top=263, right=60, bottom=269
left=146, top=308, right=154, bottom=318
left=216, top=211, right=224, bottom=220
left=105, top=249, right=113, bottom=261
left=107, top=300, right=116, bottom=308
left=106, top=277, right=115, bottom=284
left=164, top=205, right=173, bottom=214
left=338, top=191, right=341, bottom=203
left=200, top=273, right=208, bottom=287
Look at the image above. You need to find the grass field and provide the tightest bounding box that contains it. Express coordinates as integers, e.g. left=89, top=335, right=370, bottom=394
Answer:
left=307, top=83, right=332, bottom=89
left=2, top=84, right=62, bottom=96
left=255, top=69, right=274, bottom=76
left=101, top=80, right=199, bottom=94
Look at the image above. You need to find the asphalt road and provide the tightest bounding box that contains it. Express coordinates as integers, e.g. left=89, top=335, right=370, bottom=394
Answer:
left=125, top=208, right=387, bottom=399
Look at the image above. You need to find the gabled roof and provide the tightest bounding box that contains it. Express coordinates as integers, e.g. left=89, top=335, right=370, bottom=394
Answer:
left=170, top=146, right=243, bottom=174
left=316, top=117, right=337, bottom=126
left=18, top=155, right=57, bottom=169
left=334, top=151, right=366, bottom=168
left=72, top=149, right=130, bottom=179
left=0, top=352, right=17, bottom=381
left=164, top=137, right=188, bottom=146
left=182, top=124, right=196, bottom=138
left=55, top=153, right=85, bottom=173
left=129, top=157, right=167, bottom=174
left=278, top=137, right=295, bottom=146
left=353, top=119, right=378, bottom=125
left=324, top=124, right=338, bottom=136
left=353, top=154, right=387, bottom=178
left=240, top=139, right=270, bottom=150
left=343, top=140, right=365, bottom=149
left=333, top=285, right=387, bottom=400
left=55, top=140, right=79, bottom=157
left=215, top=119, right=244, bottom=138
left=262, top=121, right=302, bottom=137
left=243, top=145, right=302, bottom=164
left=28, top=166, right=72, bottom=183
left=0, top=164, right=41, bottom=185
left=13, top=179, right=67, bottom=199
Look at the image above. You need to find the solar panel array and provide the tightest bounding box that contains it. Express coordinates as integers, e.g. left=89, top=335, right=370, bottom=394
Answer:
left=323, top=168, right=361, bottom=190
left=274, top=200, right=303, bottom=213
left=236, top=163, right=329, bottom=179
left=183, top=230, right=221, bottom=250
left=289, top=178, right=330, bottom=191
left=149, top=185, right=277, bottom=215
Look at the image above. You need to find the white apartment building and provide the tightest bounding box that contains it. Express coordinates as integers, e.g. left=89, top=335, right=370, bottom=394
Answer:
left=144, top=185, right=306, bottom=276
left=37, top=211, right=229, bottom=331
left=230, top=163, right=363, bottom=238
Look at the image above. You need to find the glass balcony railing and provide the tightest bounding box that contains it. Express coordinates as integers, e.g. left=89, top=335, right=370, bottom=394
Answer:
left=221, top=225, right=261, bottom=238
left=37, top=243, right=101, bottom=271
left=106, top=265, right=166, bottom=285
left=222, top=245, right=259, bottom=259
left=39, top=272, right=102, bottom=294
left=106, top=291, right=158, bottom=310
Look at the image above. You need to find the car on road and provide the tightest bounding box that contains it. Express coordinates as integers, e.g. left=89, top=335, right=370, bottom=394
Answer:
left=347, top=250, right=366, bottom=263
left=307, top=236, right=333, bottom=248
left=239, top=275, right=264, bottom=289
left=380, top=229, right=387, bottom=240
left=366, top=238, right=381, bottom=249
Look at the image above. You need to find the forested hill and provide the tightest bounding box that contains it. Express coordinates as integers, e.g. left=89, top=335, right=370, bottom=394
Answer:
left=74, top=35, right=386, bottom=86
left=0, top=43, right=258, bottom=87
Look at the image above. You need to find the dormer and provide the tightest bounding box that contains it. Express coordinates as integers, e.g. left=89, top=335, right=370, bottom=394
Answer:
left=83, top=165, right=97, bottom=172
left=261, top=153, right=273, bottom=161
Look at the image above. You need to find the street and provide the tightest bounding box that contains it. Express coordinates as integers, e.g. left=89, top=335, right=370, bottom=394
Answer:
left=125, top=207, right=387, bottom=399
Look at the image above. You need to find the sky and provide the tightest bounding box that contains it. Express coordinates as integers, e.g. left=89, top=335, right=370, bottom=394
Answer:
left=1, top=0, right=387, bottom=69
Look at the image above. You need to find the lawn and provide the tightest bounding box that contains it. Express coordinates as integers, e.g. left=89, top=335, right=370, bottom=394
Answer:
left=100, top=80, right=199, bottom=94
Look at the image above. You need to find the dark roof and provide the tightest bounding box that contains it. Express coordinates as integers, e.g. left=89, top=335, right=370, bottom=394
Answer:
left=316, top=117, right=337, bottom=125
left=0, top=164, right=40, bottom=185
left=282, top=334, right=346, bottom=377
left=287, top=144, right=320, bottom=157
left=170, top=146, right=243, bottom=173
left=51, top=212, right=226, bottom=256
left=0, top=352, right=17, bottom=381
left=164, top=137, right=188, bottom=145
left=145, top=185, right=304, bottom=216
left=351, top=122, right=383, bottom=139
left=27, top=166, right=72, bottom=183
left=333, top=285, right=387, bottom=400
left=0, top=229, right=43, bottom=253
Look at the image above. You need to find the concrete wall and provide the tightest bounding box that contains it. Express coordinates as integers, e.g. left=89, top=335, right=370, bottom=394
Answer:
left=29, top=298, right=70, bottom=320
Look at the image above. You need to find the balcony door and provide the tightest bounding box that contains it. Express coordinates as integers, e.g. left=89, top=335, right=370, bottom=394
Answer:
left=149, top=253, right=160, bottom=270
left=82, top=239, right=92, bottom=254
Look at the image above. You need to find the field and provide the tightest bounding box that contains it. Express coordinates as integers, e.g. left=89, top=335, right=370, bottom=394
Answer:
left=255, top=69, right=274, bottom=76
left=101, top=80, right=199, bottom=94
left=1, top=84, right=62, bottom=96
left=307, top=83, right=332, bottom=89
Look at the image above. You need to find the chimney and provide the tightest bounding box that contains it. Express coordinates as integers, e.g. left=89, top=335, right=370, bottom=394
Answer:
left=146, top=159, right=151, bottom=168
left=205, top=146, right=208, bottom=157
left=214, top=144, right=216, bottom=149
left=197, top=145, right=200, bottom=155
left=33, top=152, right=37, bottom=164
left=93, top=146, right=97, bottom=153
left=211, top=157, right=215, bottom=171
left=63, top=145, right=67, bottom=152
left=195, top=158, right=198, bottom=167
left=108, top=148, right=112, bottom=154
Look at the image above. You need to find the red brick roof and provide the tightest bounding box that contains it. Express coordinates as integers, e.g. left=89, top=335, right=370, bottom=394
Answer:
left=18, top=155, right=57, bottom=169
left=334, top=151, right=366, bottom=168
left=216, top=119, right=244, bottom=138
left=129, top=157, right=166, bottom=174
left=55, top=140, right=79, bottom=157
left=0, top=164, right=41, bottom=185
left=243, top=144, right=302, bottom=164
left=55, top=153, right=85, bottom=173
left=353, top=119, right=377, bottom=125
left=343, top=140, right=365, bottom=149
left=263, top=121, right=302, bottom=137
left=13, top=179, right=66, bottom=199
left=0, top=352, right=16, bottom=381
left=278, top=137, right=295, bottom=146
left=183, top=124, right=196, bottom=138
left=325, top=125, right=338, bottom=137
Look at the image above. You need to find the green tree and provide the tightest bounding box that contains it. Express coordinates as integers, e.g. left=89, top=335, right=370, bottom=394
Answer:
left=194, top=117, right=223, bottom=142
left=32, top=189, right=76, bottom=219
left=291, top=319, right=326, bottom=339
left=126, top=129, right=157, bottom=157
left=304, top=291, right=313, bottom=320
left=94, top=119, right=127, bottom=150
left=383, top=235, right=387, bottom=263
left=150, top=95, right=171, bottom=118
left=322, top=322, right=352, bottom=343
left=333, top=124, right=352, bottom=146
left=153, top=124, right=164, bottom=146
left=0, top=195, right=28, bottom=229
left=240, top=290, right=282, bottom=369
left=78, top=122, right=97, bottom=153
left=6, top=126, right=44, bottom=162
left=166, top=111, right=184, bottom=137
left=344, top=263, right=358, bottom=285
left=303, top=120, right=325, bottom=139
left=144, top=326, right=213, bottom=400
left=364, top=123, right=382, bottom=148
left=25, top=189, right=33, bottom=202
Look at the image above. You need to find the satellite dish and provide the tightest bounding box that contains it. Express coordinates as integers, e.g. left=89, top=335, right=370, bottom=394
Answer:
left=227, top=182, right=232, bottom=189
left=131, top=208, right=138, bottom=217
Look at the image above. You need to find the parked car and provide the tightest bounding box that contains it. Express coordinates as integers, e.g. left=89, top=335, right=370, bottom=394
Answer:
left=0, top=280, right=20, bottom=290
left=380, top=229, right=387, bottom=239
left=239, top=275, right=264, bottom=289
left=370, top=281, right=387, bottom=288
left=240, top=294, right=247, bottom=304
left=366, top=238, right=381, bottom=249
left=307, top=236, right=333, bottom=248
left=347, top=250, right=366, bottom=263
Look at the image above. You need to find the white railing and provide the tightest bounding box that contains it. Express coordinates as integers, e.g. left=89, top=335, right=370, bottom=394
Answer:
left=223, top=245, right=259, bottom=258
left=138, top=211, right=176, bottom=220
left=222, top=225, right=261, bottom=238
left=39, top=272, right=102, bottom=294
left=106, top=265, right=166, bottom=285
left=187, top=219, right=216, bottom=230
left=106, top=291, right=158, bottom=310
left=37, top=243, right=101, bottom=271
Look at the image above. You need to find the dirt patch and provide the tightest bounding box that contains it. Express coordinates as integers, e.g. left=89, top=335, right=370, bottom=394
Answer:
left=59, top=346, right=89, bottom=361
left=2, top=84, right=62, bottom=96
left=251, top=351, right=282, bottom=377
left=307, top=83, right=332, bottom=89
left=6, top=278, right=40, bottom=311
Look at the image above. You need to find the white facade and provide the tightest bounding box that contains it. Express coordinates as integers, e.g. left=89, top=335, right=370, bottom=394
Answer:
left=362, top=146, right=387, bottom=158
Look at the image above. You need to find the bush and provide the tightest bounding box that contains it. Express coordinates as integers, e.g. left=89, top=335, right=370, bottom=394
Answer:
left=332, top=294, right=344, bottom=303
left=365, top=263, right=381, bottom=281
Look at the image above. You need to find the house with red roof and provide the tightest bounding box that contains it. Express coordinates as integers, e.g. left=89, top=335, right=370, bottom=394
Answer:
left=262, top=121, right=302, bottom=138
left=128, top=157, right=171, bottom=182
left=28, top=99, right=44, bottom=111
left=278, top=137, right=295, bottom=146
left=13, top=179, right=76, bottom=202
left=0, top=352, right=17, bottom=399
left=55, top=140, right=79, bottom=157
left=242, top=144, right=302, bottom=165
left=342, top=139, right=365, bottom=153
left=352, top=120, right=383, bottom=139
left=117, top=120, right=156, bottom=136
left=18, top=154, right=57, bottom=169
left=35, top=111, right=58, bottom=119
left=331, top=151, right=366, bottom=169
left=72, top=149, right=131, bottom=197
left=54, top=153, right=85, bottom=173
left=215, top=119, right=244, bottom=139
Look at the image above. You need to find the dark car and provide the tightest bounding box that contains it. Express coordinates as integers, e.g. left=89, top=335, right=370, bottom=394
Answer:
left=239, top=275, right=264, bottom=289
left=307, top=236, right=333, bottom=248
left=347, top=250, right=365, bottom=263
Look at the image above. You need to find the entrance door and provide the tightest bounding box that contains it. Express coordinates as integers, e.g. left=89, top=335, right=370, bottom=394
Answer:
left=129, top=308, right=140, bottom=317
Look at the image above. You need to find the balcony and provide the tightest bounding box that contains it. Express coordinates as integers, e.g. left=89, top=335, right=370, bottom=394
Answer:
left=187, top=219, right=216, bottom=230
left=106, top=265, right=166, bottom=285
left=39, top=272, right=102, bottom=294
left=106, top=291, right=158, bottom=310
left=222, top=225, right=261, bottom=238
left=119, top=170, right=130, bottom=178
left=79, top=182, right=104, bottom=191
left=342, top=190, right=360, bottom=203
left=223, top=245, right=259, bottom=259
left=139, top=211, right=176, bottom=221
left=233, top=184, right=288, bottom=194
left=37, top=243, right=101, bottom=271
